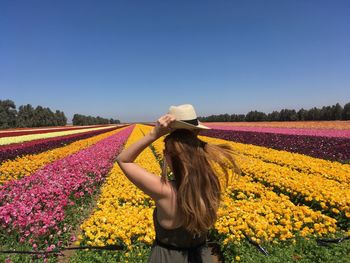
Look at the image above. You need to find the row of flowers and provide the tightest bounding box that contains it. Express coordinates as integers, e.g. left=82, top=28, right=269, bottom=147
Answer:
left=151, top=133, right=340, bottom=242
left=0, top=125, right=133, bottom=253
left=79, top=125, right=159, bottom=249
left=199, top=134, right=350, bottom=185
left=0, top=127, right=127, bottom=185
left=0, top=125, right=115, bottom=146
left=200, top=128, right=350, bottom=162
left=204, top=121, right=350, bottom=130
left=205, top=124, right=350, bottom=138
left=78, top=124, right=338, bottom=252
left=0, top=126, right=123, bottom=164
left=198, top=136, right=350, bottom=225
left=0, top=124, right=108, bottom=138
left=217, top=177, right=337, bottom=244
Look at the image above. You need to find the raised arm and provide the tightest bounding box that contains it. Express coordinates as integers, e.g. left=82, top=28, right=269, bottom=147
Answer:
left=116, top=114, right=176, bottom=200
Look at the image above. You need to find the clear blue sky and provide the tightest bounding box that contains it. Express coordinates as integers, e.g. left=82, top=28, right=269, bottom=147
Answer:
left=1, top=0, right=349, bottom=122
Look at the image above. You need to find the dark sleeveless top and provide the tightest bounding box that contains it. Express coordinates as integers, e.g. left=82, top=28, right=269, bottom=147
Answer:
left=147, top=207, right=213, bottom=263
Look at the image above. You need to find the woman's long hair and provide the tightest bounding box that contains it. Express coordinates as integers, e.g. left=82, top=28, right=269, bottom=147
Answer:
left=162, top=129, right=241, bottom=236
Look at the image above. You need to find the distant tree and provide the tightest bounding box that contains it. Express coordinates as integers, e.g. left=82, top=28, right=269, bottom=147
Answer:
left=17, top=104, right=35, bottom=127
left=0, top=99, right=17, bottom=129
left=279, top=109, right=287, bottom=121
left=320, top=106, right=332, bottom=120
left=96, top=116, right=104, bottom=124
left=230, top=114, right=238, bottom=122
left=32, top=106, right=46, bottom=127
left=245, top=111, right=255, bottom=122
left=307, top=107, right=321, bottom=120
left=231, top=114, right=245, bottom=122
left=279, top=109, right=297, bottom=121
left=72, top=114, right=83, bottom=125
left=245, top=110, right=267, bottom=122
left=290, top=109, right=298, bottom=121
left=267, top=111, right=280, bottom=121
left=222, top=113, right=230, bottom=122
left=55, top=110, right=67, bottom=126
left=72, top=113, right=115, bottom=125
left=297, top=108, right=307, bottom=121
left=109, top=118, right=120, bottom=124
left=87, top=116, right=90, bottom=125
left=332, top=103, right=343, bottom=120
left=0, top=99, right=67, bottom=129
left=229, top=114, right=245, bottom=122
left=44, top=107, right=57, bottom=126
left=343, top=102, right=350, bottom=120
left=193, top=102, right=350, bottom=122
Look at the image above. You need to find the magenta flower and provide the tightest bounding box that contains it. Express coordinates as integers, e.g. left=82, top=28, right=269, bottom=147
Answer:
left=201, top=128, right=350, bottom=162
left=0, top=125, right=134, bottom=251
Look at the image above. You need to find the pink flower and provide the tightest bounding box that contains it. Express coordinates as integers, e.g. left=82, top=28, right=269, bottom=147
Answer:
left=0, top=126, right=133, bottom=246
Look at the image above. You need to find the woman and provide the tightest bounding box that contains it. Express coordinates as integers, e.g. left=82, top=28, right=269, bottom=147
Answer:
left=116, top=104, right=240, bottom=263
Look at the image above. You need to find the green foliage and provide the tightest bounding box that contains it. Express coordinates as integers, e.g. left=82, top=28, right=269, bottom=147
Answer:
left=0, top=99, right=68, bottom=129
left=343, top=103, right=350, bottom=120
left=72, top=114, right=120, bottom=125
left=219, top=236, right=350, bottom=263
left=0, top=99, right=17, bottom=128
left=69, top=242, right=151, bottom=263
left=198, top=102, right=350, bottom=122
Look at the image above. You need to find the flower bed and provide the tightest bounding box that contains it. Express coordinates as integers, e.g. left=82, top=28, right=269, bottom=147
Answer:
left=77, top=124, right=339, bottom=262
left=0, top=127, right=130, bottom=184
left=0, top=126, right=126, bottom=163
left=200, top=129, right=350, bottom=162
left=0, top=125, right=108, bottom=138
left=0, top=125, right=134, bottom=255
left=0, top=126, right=117, bottom=146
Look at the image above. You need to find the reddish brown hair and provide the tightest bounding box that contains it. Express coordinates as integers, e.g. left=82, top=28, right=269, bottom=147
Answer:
left=163, top=129, right=240, bottom=235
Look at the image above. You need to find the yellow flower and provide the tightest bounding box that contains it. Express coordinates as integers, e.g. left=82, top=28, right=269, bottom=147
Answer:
left=0, top=127, right=128, bottom=183
left=77, top=124, right=342, bottom=251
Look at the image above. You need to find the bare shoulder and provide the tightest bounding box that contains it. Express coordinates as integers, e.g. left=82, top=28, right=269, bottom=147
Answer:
left=155, top=181, right=182, bottom=228
left=156, top=180, right=177, bottom=209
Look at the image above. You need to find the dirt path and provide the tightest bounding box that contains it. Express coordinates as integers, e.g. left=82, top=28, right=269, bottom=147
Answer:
left=56, top=187, right=102, bottom=263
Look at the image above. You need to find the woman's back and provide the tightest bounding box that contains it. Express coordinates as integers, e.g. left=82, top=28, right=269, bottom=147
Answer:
left=115, top=109, right=239, bottom=262
left=148, top=207, right=213, bottom=263
left=154, top=180, right=183, bottom=229
left=155, top=180, right=207, bottom=229
left=148, top=180, right=214, bottom=263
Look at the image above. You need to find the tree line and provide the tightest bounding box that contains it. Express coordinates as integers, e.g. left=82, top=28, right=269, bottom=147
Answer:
left=198, top=102, right=350, bottom=122
left=72, top=114, right=120, bottom=125
left=0, top=99, right=121, bottom=129
left=0, top=99, right=67, bottom=129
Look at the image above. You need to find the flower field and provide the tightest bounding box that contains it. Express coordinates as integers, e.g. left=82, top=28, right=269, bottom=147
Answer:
left=0, top=125, right=110, bottom=138
left=0, top=125, right=123, bottom=163
left=201, top=125, right=350, bottom=162
left=0, top=125, right=118, bottom=145
left=0, top=125, right=133, bottom=262
left=1, top=122, right=349, bottom=263
left=205, top=121, right=350, bottom=130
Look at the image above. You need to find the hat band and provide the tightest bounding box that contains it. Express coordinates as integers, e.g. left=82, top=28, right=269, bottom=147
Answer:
left=181, top=118, right=198, bottom=126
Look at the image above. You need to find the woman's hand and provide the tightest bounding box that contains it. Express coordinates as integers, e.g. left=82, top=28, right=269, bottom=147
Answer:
left=149, top=114, right=176, bottom=139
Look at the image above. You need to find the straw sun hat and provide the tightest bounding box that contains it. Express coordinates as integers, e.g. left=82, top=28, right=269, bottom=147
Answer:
left=168, top=104, right=211, bottom=130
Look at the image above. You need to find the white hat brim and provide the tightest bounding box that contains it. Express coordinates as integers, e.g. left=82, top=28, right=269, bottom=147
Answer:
left=170, top=120, right=211, bottom=130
